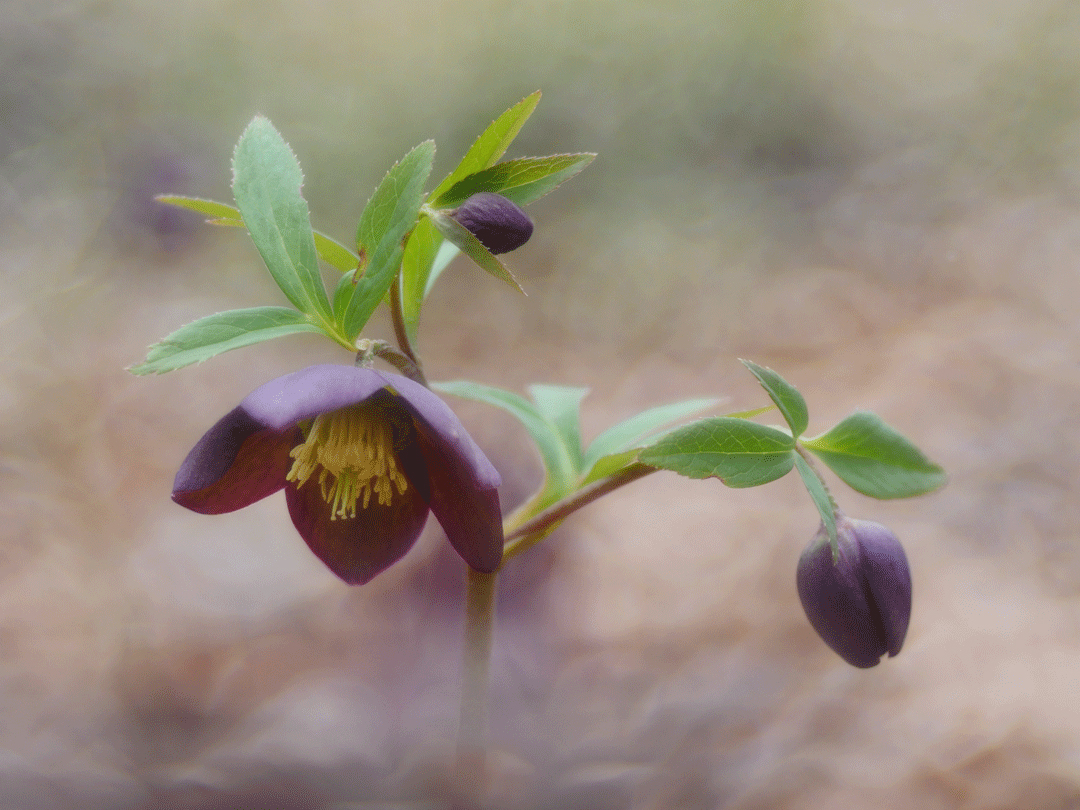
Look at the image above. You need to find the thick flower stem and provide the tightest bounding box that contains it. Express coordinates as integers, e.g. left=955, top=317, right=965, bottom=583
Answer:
left=451, top=462, right=657, bottom=804
left=454, top=567, right=498, bottom=806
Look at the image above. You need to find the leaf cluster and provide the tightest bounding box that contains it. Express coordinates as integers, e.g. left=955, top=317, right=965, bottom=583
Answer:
left=131, top=93, right=593, bottom=375
left=439, top=360, right=945, bottom=551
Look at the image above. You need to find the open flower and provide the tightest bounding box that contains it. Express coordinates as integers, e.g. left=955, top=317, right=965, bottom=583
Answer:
left=796, top=514, right=912, bottom=668
left=172, top=364, right=504, bottom=584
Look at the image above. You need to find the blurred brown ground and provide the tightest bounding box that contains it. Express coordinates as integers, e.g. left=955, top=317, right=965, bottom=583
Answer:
left=2, top=1, right=1080, bottom=808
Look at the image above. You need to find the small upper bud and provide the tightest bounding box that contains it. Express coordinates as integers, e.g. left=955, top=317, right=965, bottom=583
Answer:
left=450, top=192, right=534, bottom=254
left=796, top=514, right=912, bottom=668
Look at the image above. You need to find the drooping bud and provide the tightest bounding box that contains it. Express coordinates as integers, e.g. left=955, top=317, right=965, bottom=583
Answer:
left=796, top=514, right=912, bottom=668
left=450, top=192, right=534, bottom=254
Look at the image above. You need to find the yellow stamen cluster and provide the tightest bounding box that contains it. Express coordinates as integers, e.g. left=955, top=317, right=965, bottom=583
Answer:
left=286, top=403, right=409, bottom=520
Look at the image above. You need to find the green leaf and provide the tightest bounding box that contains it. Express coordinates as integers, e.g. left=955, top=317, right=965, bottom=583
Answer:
left=425, top=239, right=461, bottom=297
left=231, top=117, right=332, bottom=322
left=156, top=194, right=243, bottom=222
left=582, top=397, right=720, bottom=476
left=428, top=209, right=523, bottom=292
left=433, top=379, right=578, bottom=502
left=432, top=154, right=596, bottom=209
left=723, top=405, right=775, bottom=420
left=639, top=417, right=796, bottom=487
left=582, top=449, right=642, bottom=484
left=528, top=385, right=589, bottom=473
left=398, top=94, right=541, bottom=342
left=794, top=453, right=838, bottom=556
left=741, top=359, right=808, bottom=438
left=314, top=233, right=359, bottom=273
left=399, top=217, right=443, bottom=343
left=129, top=307, right=326, bottom=375
left=429, top=91, right=542, bottom=202
left=158, top=194, right=357, bottom=272
left=334, top=140, right=435, bottom=340
left=801, top=411, right=947, bottom=499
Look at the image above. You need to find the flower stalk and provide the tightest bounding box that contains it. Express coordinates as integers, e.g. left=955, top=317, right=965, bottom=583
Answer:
left=452, top=460, right=657, bottom=803
left=455, top=567, right=498, bottom=804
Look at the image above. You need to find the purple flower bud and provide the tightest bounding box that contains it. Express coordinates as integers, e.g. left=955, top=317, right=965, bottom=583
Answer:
left=796, top=515, right=912, bottom=668
left=451, top=192, right=534, bottom=254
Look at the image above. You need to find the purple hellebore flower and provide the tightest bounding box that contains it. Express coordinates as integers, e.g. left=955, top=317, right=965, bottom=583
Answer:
left=172, top=364, right=504, bottom=584
left=450, top=192, right=534, bottom=255
left=796, top=514, right=912, bottom=668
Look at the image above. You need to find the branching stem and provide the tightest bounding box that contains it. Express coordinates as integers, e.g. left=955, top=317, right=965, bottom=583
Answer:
left=503, top=462, right=658, bottom=560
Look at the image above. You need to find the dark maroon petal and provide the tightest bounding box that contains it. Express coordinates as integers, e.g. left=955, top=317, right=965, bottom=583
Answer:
left=849, top=518, right=912, bottom=658
left=378, top=373, right=504, bottom=572
left=239, top=365, right=393, bottom=431
left=285, top=475, right=430, bottom=585
left=172, top=407, right=298, bottom=514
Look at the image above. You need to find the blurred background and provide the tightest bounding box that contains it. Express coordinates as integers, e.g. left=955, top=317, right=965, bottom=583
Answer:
left=3, top=0, right=1080, bottom=807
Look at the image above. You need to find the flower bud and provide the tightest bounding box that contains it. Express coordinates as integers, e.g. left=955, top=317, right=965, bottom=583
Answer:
left=796, top=514, right=912, bottom=668
left=450, top=192, right=534, bottom=254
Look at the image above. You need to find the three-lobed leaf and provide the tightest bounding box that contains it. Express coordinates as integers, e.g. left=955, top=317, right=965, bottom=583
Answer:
left=231, top=117, right=332, bottom=323
left=640, top=417, right=796, bottom=487
left=130, top=307, right=327, bottom=375
left=399, top=217, right=443, bottom=342
left=801, top=411, right=947, bottom=498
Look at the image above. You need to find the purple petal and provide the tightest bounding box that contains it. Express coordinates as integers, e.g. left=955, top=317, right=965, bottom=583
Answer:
left=379, top=373, right=505, bottom=572
left=850, top=518, right=912, bottom=658
left=797, top=524, right=884, bottom=668
left=285, top=476, right=430, bottom=585
left=173, top=365, right=396, bottom=515
left=239, top=365, right=392, bottom=431
left=172, top=407, right=298, bottom=514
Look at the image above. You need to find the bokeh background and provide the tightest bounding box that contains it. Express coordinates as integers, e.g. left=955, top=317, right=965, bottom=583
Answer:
left=3, top=1, right=1080, bottom=807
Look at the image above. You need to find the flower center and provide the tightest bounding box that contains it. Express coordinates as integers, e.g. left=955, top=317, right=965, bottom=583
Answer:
left=286, top=403, right=409, bottom=521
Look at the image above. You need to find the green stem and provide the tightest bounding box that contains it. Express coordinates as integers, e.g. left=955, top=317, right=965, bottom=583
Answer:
left=502, top=462, right=657, bottom=560
left=451, top=463, right=659, bottom=804
left=455, top=567, right=498, bottom=805
left=794, top=443, right=842, bottom=561
left=355, top=338, right=427, bottom=386
left=389, top=274, right=426, bottom=383
left=794, top=443, right=837, bottom=512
